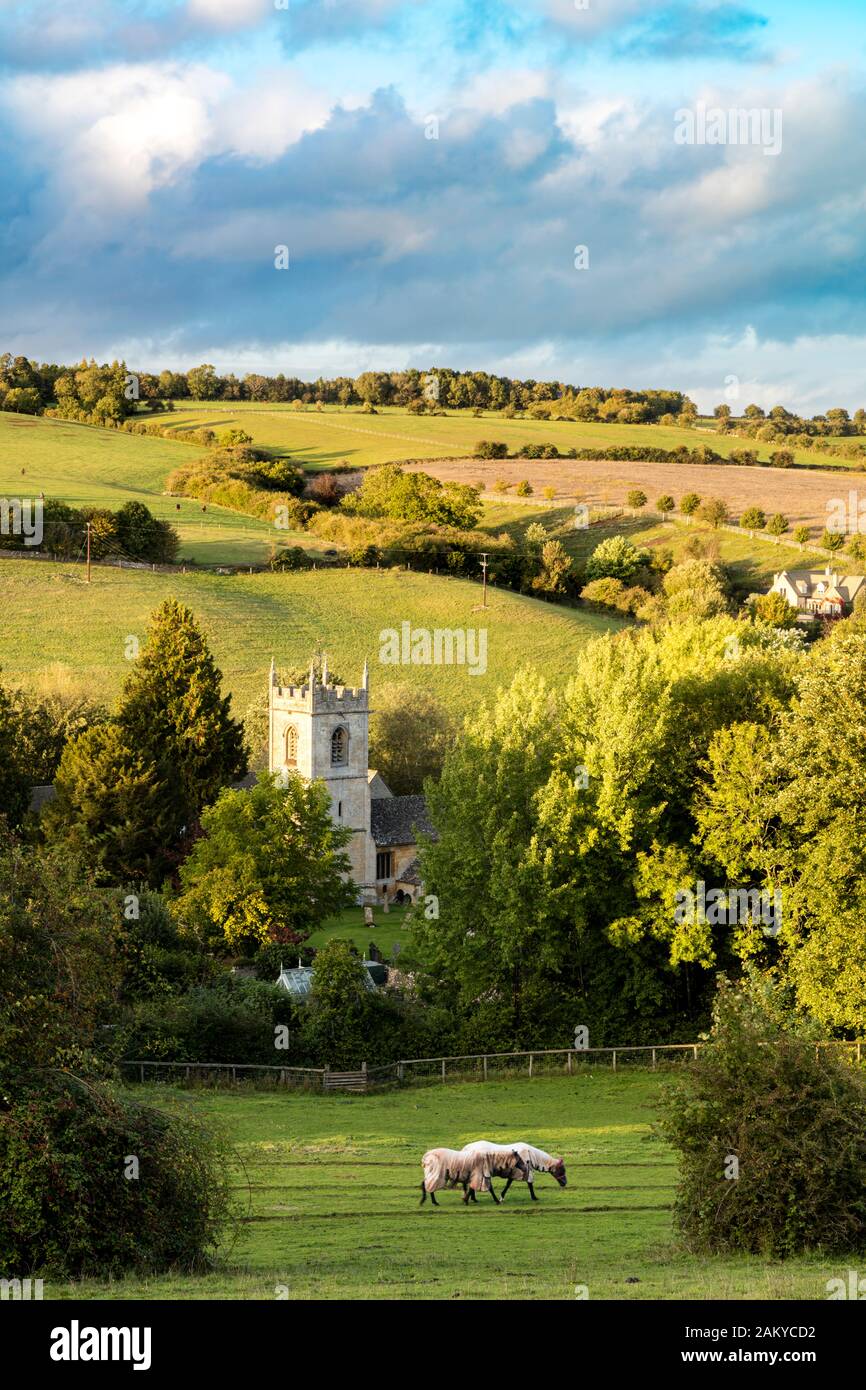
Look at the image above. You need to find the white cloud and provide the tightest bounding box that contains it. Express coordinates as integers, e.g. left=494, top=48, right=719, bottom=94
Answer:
left=186, top=0, right=272, bottom=31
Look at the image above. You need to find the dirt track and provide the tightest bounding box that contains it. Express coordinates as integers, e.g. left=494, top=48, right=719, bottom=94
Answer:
left=409, top=457, right=866, bottom=532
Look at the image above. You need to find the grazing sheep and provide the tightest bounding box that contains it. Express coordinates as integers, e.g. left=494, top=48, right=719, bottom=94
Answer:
left=459, top=1140, right=567, bottom=1202
left=420, top=1145, right=527, bottom=1206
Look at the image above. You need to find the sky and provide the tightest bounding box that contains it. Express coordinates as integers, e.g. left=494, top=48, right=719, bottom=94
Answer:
left=1, top=0, right=865, bottom=411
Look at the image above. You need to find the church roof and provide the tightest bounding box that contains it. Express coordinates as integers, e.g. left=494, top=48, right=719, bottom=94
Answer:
left=395, top=856, right=423, bottom=885
left=370, top=794, right=433, bottom=847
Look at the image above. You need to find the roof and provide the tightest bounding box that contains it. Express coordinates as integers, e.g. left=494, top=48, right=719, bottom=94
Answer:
left=395, top=856, right=423, bottom=886
left=772, top=568, right=866, bottom=604
left=277, top=964, right=378, bottom=997
left=29, top=784, right=56, bottom=813
left=370, top=794, right=434, bottom=847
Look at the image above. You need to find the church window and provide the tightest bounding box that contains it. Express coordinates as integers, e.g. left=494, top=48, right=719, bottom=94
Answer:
left=331, top=726, right=348, bottom=766
left=376, top=851, right=393, bottom=881
left=285, top=725, right=298, bottom=767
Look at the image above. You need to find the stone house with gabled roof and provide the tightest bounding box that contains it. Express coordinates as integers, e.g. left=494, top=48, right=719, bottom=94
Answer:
left=768, top=566, right=866, bottom=620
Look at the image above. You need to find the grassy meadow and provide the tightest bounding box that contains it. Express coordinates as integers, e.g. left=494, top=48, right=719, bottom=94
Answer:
left=43, top=1074, right=846, bottom=1301
left=481, top=502, right=829, bottom=597
left=151, top=400, right=843, bottom=471
left=0, top=562, right=624, bottom=713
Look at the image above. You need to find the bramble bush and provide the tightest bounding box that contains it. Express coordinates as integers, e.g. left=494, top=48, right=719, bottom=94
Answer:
left=658, top=977, right=866, bottom=1257
left=0, top=1080, right=234, bottom=1276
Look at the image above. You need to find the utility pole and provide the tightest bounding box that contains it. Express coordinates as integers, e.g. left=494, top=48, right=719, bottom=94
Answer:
left=85, top=522, right=92, bottom=584
left=479, top=551, right=489, bottom=608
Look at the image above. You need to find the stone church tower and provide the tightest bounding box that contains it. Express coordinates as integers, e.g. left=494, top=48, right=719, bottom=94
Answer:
left=268, top=657, right=377, bottom=895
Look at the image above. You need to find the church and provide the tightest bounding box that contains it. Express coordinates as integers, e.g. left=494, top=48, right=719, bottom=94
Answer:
left=267, top=658, right=431, bottom=905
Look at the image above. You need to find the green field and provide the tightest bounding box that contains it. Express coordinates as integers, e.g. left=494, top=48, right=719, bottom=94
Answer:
left=44, top=1075, right=845, bottom=1301
left=0, top=562, right=624, bottom=712
left=481, top=502, right=828, bottom=596
left=0, top=413, right=291, bottom=565
left=151, top=401, right=843, bottom=472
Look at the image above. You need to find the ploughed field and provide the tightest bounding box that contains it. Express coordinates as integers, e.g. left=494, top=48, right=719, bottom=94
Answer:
left=46, top=1074, right=845, bottom=1301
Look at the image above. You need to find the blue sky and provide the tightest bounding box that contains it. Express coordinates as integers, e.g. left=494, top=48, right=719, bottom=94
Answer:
left=1, top=0, right=865, bottom=410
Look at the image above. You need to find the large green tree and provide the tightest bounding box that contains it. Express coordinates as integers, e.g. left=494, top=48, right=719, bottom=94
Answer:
left=173, top=772, right=354, bottom=953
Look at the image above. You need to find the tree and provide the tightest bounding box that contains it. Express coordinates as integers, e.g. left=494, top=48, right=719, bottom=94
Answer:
left=793, top=524, right=811, bottom=545
left=739, top=506, right=766, bottom=531
left=516, top=479, right=533, bottom=497
left=696, top=632, right=866, bottom=1030
left=369, top=684, right=454, bottom=794
left=173, top=772, right=354, bottom=953
left=697, top=497, right=729, bottom=528
left=662, top=560, right=729, bottom=622
left=766, top=513, right=788, bottom=536
left=751, top=591, right=797, bottom=628
left=0, top=676, right=30, bottom=828
left=585, top=534, right=647, bottom=582
left=656, top=495, right=675, bottom=517
left=344, top=465, right=481, bottom=529
left=627, top=489, right=647, bottom=509
left=0, top=833, right=121, bottom=1096
left=821, top=529, right=845, bottom=551
left=186, top=364, right=219, bottom=400
left=770, top=449, right=795, bottom=468
left=117, top=601, right=246, bottom=835
left=680, top=493, right=701, bottom=516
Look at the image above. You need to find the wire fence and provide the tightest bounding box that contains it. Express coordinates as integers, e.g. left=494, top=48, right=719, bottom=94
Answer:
left=119, top=1039, right=866, bottom=1094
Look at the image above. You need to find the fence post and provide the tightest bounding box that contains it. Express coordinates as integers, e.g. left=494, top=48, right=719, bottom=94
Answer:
left=693, top=1046, right=698, bottom=1061
left=483, top=1055, right=488, bottom=1081
left=140, top=1063, right=144, bottom=1083
left=441, top=1058, right=446, bottom=1083
left=529, top=1053, right=534, bottom=1078
left=652, top=1049, right=657, bottom=1070
left=323, top=1066, right=329, bottom=1092
left=567, top=1051, right=573, bottom=1075
left=612, top=1050, right=617, bottom=1073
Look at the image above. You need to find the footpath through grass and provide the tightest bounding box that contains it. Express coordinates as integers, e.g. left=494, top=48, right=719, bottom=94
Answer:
left=46, top=1075, right=849, bottom=1301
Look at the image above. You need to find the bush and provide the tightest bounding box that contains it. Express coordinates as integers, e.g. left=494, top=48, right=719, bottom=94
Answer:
left=697, top=497, right=730, bottom=528
left=740, top=506, right=766, bottom=530
left=0, top=1080, right=233, bottom=1276
left=474, top=440, right=508, bottom=459
left=821, top=529, right=846, bottom=552
left=793, top=524, right=811, bottom=545
left=680, top=492, right=701, bottom=516
left=627, top=490, right=647, bottom=509
left=516, top=480, right=533, bottom=497
left=658, top=978, right=866, bottom=1256
left=656, top=494, right=675, bottom=515
left=771, top=449, right=795, bottom=468
left=766, top=513, right=789, bottom=536
left=585, top=534, right=647, bottom=582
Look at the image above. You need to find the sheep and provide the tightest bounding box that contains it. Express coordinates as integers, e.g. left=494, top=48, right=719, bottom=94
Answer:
left=420, top=1145, right=527, bottom=1206
left=459, top=1140, right=567, bottom=1202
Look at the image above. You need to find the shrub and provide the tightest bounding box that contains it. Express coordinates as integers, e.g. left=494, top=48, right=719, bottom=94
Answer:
left=658, top=977, right=866, bottom=1256
left=0, top=1080, right=233, bottom=1276
left=516, top=480, right=533, bottom=497
left=680, top=492, right=701, bottom=516
left=656, top=494, right=675, bottom=516
left=751, top=590, right=797, bottom=628
left=766, top=513, right=789, bottom=536
left=542, top=485, right=556, bottom=501
left=793, top=524, right=811, bottom=545
left=821, top=529, right=845, bottom=552
left=740, top=506, right=766, bottom=530
left=697, top=497, right=730, bottom=528
left=771, top=449, right=795, bottom=468
left=474, top=440, right=508, bottom=459
left=627, top=490, right=647, bottom=509
left=585, top=534, right=647, bottom=582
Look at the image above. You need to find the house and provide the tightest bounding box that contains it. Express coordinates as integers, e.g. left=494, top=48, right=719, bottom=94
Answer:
left=768, top=566, right=866, bottom=620
left=267, top=657, right=432, bottom=905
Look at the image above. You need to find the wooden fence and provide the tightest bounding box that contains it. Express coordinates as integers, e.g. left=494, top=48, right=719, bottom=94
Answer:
left=120, top=1039, right=866, bottom=1094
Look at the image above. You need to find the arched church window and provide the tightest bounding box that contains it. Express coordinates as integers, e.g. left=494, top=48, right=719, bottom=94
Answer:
left=285, top=725, right=298, bottom=767
left=331, top=726, right=348, bottom=766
